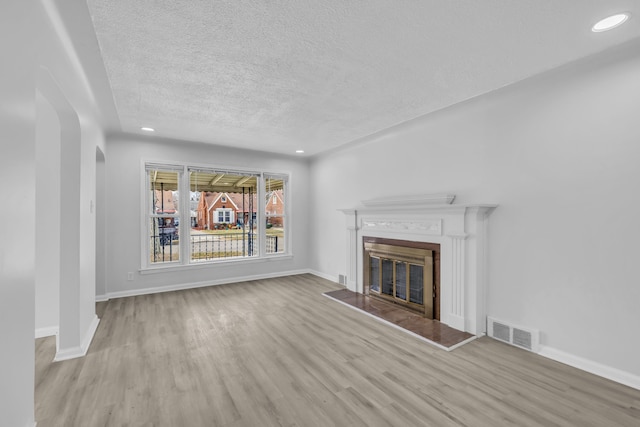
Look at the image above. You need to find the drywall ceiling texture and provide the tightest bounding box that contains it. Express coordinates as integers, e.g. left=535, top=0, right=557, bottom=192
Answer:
left=87, top=1, right=640, bottom=156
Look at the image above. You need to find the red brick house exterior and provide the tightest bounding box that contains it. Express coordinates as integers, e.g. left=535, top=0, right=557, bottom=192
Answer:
left=154, top=190, right=177, bottom=215
left=265, top=190, right=284, bottom=227
left=194, top=190, right=284, bottom=230
left=195, top=192, right=258, bottom=230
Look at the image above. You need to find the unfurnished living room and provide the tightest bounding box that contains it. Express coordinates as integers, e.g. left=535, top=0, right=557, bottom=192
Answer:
left=2, top=1, right=640, bottom=426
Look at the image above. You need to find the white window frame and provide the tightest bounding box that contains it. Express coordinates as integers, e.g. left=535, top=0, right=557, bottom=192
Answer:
left=264, top=174, right=288, bottom=256
left=215, top=208, right=234, bottom=224
left=141, top=161, right=291, bottom=271
left=143, top=164, right=183, bottom=268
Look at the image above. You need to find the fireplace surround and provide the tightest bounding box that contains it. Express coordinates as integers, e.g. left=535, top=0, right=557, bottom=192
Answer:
left=340, top=194, right=496, bottom=336
left=363, top=237, right=440, bottom=319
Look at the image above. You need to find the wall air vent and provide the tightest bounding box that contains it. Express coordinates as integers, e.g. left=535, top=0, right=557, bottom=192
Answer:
left=338, top=274, right=347, bottom=286
left=492, top=321, right=511, bottom=343
left=487, top=317, right=539, bottom=353
left=513, top=327, right=533, bottom=350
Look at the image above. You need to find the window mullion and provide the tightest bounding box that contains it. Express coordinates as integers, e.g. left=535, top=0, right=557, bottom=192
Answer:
left=142, top=167, right=150, bottom=268
left=258, top=174, right=266, bottom=257
left=179, top=165, right=190, bottom=265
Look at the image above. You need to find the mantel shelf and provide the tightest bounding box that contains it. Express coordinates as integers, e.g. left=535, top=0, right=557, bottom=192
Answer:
left=361, top=193, right=456, bottom=207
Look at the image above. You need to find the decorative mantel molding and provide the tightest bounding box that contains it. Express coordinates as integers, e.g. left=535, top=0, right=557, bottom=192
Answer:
left=361, top=219, right=442, bottom=235
left=339, top=195, right=497, bottom=336
left=361, top=193, right=456, bottom=207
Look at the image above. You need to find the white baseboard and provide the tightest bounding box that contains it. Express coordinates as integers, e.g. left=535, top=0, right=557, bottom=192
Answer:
left=82, top=315, right=100, bottom=353
left=95, top=294, right=109, bottom=302
left=54, top=345, right=83, bottom=362
left=54, top=315, right=100, bottom=362
left=539, top=345, right=640, bottom=391
left=308, top=269, right=340, bottom=284
left=35, top=326, right=58, bottom=339
left=97, top=269, right=312, bottom=301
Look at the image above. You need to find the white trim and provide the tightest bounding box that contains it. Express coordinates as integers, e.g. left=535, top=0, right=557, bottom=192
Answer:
left=308, top=269, right=340, bottom=284
left=95, top=294, right=109, bottom=302
left=207, top=192, right=240, bottom=212
left=447, top=335, right=480, bottom=351
left=539, top=345, right=640, bottom=391
left=54, top=315, right=100, bottom=362
left=209, top=193, right=222, bottom=209
left=258, top=175, right=266, bottom=257
left=362, top=219, right=442, bottom=235
left=54, top=346, right=84, bottom=362
left=222, top=193, right=239, bottom=210
left=35, top=326, right=59, bottom=339
left=361, top=193, right=456, bottom=207
left=214, top=207, right=234, bottom=224
left=140, top=159, right=147, bottom=269
left=139, top=253, right=293, bottom=275
left=98, top=269, right=310, bottom=300
left=322, top=293, right=476, bottom=352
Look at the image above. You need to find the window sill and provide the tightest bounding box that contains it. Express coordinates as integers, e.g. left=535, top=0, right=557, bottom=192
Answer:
left=140, top=253, right=293, bottom=275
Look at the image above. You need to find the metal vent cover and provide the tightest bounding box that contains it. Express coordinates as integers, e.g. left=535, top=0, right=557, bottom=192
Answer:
left=513, top=328, right=532, bottom=351
left=338, top=274, right=347, bottom=286
left=493, top=322, right=511, bottom=343
left=487, top=317, right=539, bottom=353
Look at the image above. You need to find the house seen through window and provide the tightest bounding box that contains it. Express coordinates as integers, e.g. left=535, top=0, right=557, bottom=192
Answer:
left=145, top=164, right=288, bottom=267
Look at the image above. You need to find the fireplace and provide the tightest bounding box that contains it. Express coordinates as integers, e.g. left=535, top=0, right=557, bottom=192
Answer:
left=363, top=237, right=440, bottom=320
left=340, top=194, right=496, bottom=335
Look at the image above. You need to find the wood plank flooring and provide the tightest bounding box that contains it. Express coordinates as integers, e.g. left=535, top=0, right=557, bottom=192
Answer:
left=35, top=274, right=640, bottom=426
left=324, top=288, right=474, bottom=349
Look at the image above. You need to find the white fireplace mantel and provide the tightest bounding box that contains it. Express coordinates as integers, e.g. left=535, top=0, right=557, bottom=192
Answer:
left=339, top=194, right=497, bottom=336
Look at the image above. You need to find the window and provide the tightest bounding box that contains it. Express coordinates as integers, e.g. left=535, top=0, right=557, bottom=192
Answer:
left=143, top=163, right=289, bottom=269
left=215, top=209, right=233, bottom=224
left=146, top=165, right=181, bottom=264
left=191, top=168, right=259, bottom=261
left=265, top=174, right=287, bottom=254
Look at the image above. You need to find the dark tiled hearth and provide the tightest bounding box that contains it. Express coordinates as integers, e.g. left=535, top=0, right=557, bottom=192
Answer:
left=324, top=288, right=474, bottom=350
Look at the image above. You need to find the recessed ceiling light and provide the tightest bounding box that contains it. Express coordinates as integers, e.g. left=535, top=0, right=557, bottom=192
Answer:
left=295, top=150, right=304, bottom=154
left=141, top=127, right=155, bottom=132
left=592, top=13, right=630, bottom=32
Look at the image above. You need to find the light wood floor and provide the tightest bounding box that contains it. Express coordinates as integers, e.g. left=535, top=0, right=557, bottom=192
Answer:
left=36, top=274, right=640, bottom=426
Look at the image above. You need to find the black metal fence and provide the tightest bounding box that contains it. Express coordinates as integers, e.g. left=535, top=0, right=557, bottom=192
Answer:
left=190, top=233, right=281, bottom=261
left=150, top=233, right=179, bottom=263
left=190, top=232, right=257, bottom=260
left=151, top=232, right=282, bottom=263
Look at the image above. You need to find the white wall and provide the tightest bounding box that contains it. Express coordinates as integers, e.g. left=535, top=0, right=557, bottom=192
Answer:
left=310, top=40, right=640, bottom=382
left=35, top=0, right=109, bottom=361
left=0, top=1, right=37, bottom=425
left=35, top=90, right=61, bottom=337
left=103, top=135, right=310, bottom=296
left=2, top=0, right=114, bottom=421
left=77, top=121, right=103, bottom=351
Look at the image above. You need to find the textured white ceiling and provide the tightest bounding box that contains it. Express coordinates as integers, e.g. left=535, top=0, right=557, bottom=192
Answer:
left=86, top=1, right=640, bottom=156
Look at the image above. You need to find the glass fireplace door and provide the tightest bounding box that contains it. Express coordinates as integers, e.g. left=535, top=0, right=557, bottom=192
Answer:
left=364, top=242, right=434, bottom=318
